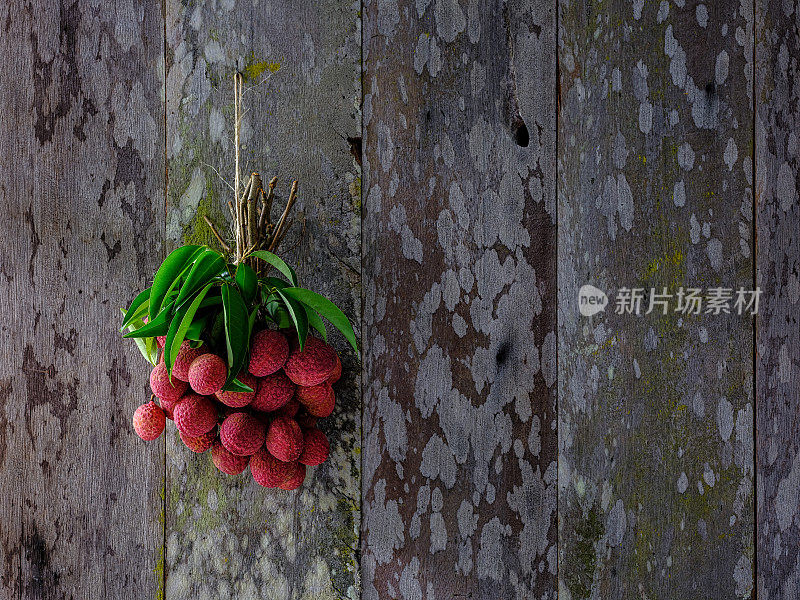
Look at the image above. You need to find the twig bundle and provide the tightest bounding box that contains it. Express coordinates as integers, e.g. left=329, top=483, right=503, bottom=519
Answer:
left=203, top=72, right=299, bottom=269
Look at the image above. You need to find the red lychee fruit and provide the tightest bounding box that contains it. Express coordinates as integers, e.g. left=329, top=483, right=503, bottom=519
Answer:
left=220, top=412, right=266, bottom=456
left=250, top=371, right=295, bottom=412
left=216, top=372, right=257, bottom=408
left=173, top=393, right=218, bottom=437
left=296, top=382, right=335, bottom=418
left=212, top=441, right=250, bottom=475
left=265, top=417, right=304, bottom=462
left=180, top=428, right=216, bottom=453
left=327, top=354, right=342, bottom=384
left=276, top=397, right=300, bottom=418
left=283, top=336, right=338, bottom=386
left=172, top=341, right=206, bottom=382
left=278, top=463, right=306, bottom=491
left=188, top=353, right=227, bottom=395
left=150, top=362, right=188, bottom=402
left=250, top=448, right=293, bottom=487
left=158, top=395, right=179, bottom=420
left=299, top=428, right=329, bottom=466
left=133, top=401, right=166, bottom=441
left=156, top=335, right=166, bottom=348
left=248, top=329, right=290, bottom=377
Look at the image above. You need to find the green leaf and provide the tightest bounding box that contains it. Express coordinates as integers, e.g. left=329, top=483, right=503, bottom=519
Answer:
left=223, top=377, right=254, bottom=394
left=236, top=263, right=258, bottom=303
left=276, top=288, right=308, bottom=350
left=250, top=250, right=298, bottom=285
left=175, top=249, right=226, bottom=306
left=185, top=315, right=209, bottom=341
left=123, top=299, right=176, bottom=338
left=149, top=245, right=204, bottom=319
left=120, top=287, right=151, bottom=330
left=303, top=304, right=327, bottom=341
left=248, top=307, right=259, bottom=337
left=120, top=309, right=159, bottom=365
left=165, top=283, right=214, bottom=372
left=281, top=287, right=358, bottom=355
left=221, top=283, right=250, bottom=387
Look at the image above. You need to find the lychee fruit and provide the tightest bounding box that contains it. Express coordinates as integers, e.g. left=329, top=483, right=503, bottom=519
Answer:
left=250, top=448, right=294, bottom=487
left=250, top=371, right=295, bottom=412
left=216, top=372, right=257, bottom=408
left=265, top=416, right=304, bottom=462
left=173, top=393, right=218, bottom=437
left=248, top=329, right=290, bottom=377
left=158, top=395, right=179, bottom=420
left=283, top=336, right=338, bottom=386
left=180, top=428, right=216, bottom=453
left=212, top=441, right=250, bottom=475
left=327, top=354, right=342, bottom=384
left=220, top=412, right=266, bottom=456
left=172, top=341, right=206, bottom=382
left=156, top=335, right=166, bottom=348
left=150, top=362, right=188, bottom=401
left=276, top=397, right=300, bottom=418
left=133, top=401, right=166, bottom=441
left=296, top=382, right=335, bottom=418
left=278, top=462, right=306, bottom=491
left=299, top=428, right=329, bottom=466
left=188, top=353, right=227, bottom=395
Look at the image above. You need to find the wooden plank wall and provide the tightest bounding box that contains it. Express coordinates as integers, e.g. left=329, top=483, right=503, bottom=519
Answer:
left=0, top=0, right=166, bottom=597
left=362, top=0, right=557, bottom=598
left=558, top=0, right=756, bottom=598
left=1, top=0, right=799, bottom=598
left=756, top=0, right=800, bottom=598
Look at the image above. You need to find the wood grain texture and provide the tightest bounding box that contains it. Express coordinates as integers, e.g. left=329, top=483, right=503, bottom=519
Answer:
left=558, top=0, right=755, bottom=598
left=164, top=1, right=361, bottom=598
left=362, top=0, right=557, bottom=598
left=755, top=0, right=800, bottom=597
left=0, top=0, right=166, bottom=598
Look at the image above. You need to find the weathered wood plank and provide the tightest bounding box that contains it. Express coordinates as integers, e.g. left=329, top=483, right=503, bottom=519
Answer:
left=0, top=1, right=166, bottom=598
left=755, top=0, right=800, bottom=597
left=558, top=0, right=755, bottom=598
left=362, top=0, right=557, bottom=598
left=164, top=1, right=361, bottom=598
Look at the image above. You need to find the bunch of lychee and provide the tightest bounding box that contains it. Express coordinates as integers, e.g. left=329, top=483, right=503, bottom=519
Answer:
left=132, top=330, right=341, bottom=490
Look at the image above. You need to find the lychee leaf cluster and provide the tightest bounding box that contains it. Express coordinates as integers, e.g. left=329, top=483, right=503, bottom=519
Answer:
left=120, top=245, right=358, bottom=392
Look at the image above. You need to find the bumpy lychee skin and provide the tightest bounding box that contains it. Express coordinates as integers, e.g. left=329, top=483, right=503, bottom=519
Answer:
left=188, top=353, right=227, bottom=395
left=276, top=397, right=300, bottom=418
left=150, top=362, right=188, bottom=402
left=278, top=462, right=306, bottom=491
left=180, top=428, right=216, bottom=453
left=172, top=341, right=206, bottom=382
left=283, top=336, right=337, bottom=386
left=248, top=330, right=290, bottom=377
left=250, top=371, right=295, bottom=412
left=250, top=449, right=293, bottom=487
left=212, top=441, right=250, bottom=475
left=220, top=412, right=266, bottom=456
left=133, top=401, right=166, bottom=441
left=156, top=335, right=166, bottom=348
left=216, top=372, right=257, bottom=408
left=173, top=393, right=218, bottom=437
left=327, top=354, right=342, bottom=384
left=265, top=417, right=304, bottom=462
left=158, top=395, right=180, bottom=420
left=299, top=428, right=329, bottom=466
left=296, top=382, right=335, bottom=418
